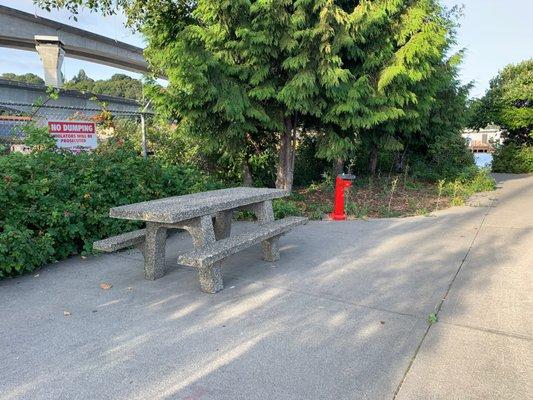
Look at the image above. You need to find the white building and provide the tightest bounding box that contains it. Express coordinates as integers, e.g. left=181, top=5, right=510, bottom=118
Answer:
left=461, top=125, right=503, bottom=153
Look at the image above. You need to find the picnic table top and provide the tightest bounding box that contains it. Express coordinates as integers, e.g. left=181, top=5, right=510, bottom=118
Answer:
left=109, top=187, right=288, bottom=224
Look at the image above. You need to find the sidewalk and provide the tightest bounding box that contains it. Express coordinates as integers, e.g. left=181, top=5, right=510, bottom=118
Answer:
left=1, top=174, right=531, bottom=400
left=395, top=174, right=533, bottom=399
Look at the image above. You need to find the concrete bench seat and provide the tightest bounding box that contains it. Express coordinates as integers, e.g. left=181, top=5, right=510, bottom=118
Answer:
left=93, top=229, right=146, bottom=252
left=178, top=216, right=308, bottom=293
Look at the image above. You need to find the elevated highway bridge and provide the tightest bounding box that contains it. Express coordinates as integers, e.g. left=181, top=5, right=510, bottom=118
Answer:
left=0, top=5, right=150, bottom=87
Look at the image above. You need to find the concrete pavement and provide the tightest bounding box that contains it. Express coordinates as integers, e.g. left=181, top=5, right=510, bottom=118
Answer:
left=1, top=174, right=531, bottom=399
left=395, top=174, right=533, bottom=400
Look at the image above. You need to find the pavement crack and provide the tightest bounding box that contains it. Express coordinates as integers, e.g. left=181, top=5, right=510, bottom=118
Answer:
left=391, top=195, right=496, bottom=399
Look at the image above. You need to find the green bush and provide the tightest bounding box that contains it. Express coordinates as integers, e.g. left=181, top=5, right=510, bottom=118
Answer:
left=249, top=149, right=278, bottom=187
left=492, top=143, right=533, bottom=173
left=345, top=201, right=369, bottom=218
left=441, top=168, right=496, bottom=205
left=273, top=199, right=301, bottom=219
left=294, top=137, right=329, bottom=187
left=409, top=134, right=474, bottom=182
left=0, top=145, right=220, bottom=278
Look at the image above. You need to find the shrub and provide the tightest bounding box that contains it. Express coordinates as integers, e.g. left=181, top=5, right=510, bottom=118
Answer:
left=0, top=145, right=220, bottom=278
left=345, top=201, right=369, bottom=219
left=441, top=168, right=495, bottom=205
left=409, top=134, right=474, bottom=182
left=491, top=143, right=533, bottom=173
left=249, top=149, right=278, bottom=187
left=294, top=137, right=329, bottom=187
left=273, top=199, right=301, bottom=219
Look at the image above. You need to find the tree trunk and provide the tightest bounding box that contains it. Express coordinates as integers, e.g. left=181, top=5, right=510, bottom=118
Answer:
left=275, top=116, right=296, bottom=191
left=369, top=145, right=378, bottom=175
left=242, top=159, right=253, bottom=187
left=395, top=147, right=408, bottom=172
left=334, top=158, right=344, bottom=176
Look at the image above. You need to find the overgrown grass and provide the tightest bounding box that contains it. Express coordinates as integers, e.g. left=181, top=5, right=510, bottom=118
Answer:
left=441, top=168, right=496, bottom=206
left=267, top=168, right=495, bottom=220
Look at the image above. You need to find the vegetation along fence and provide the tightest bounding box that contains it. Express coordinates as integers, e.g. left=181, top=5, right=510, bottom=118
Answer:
left=0, top=100, right=153, bottom=157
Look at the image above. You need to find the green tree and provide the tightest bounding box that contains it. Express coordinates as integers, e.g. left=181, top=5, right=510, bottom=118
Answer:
left=409, top=52, right=474, bottom=179
left=92, top=73, right=143, bottom=99
left=71, top=69, right=92, bottom=84
left=468, top=59, right=533, bottom=145
left=37, top=0, right=457, bottom=185
left=340, top=0, right=449, bottom=175
left=63, top=69, right=95, bottom=92
left=140, top=0, right=358, bottom=189
left=64, top=70, right=143, bottom=100
left=1, top=72, right=45, bottom=85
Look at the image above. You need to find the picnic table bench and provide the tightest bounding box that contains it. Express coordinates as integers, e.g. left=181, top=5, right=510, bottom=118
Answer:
left=93, top=187, right=307, bottom=293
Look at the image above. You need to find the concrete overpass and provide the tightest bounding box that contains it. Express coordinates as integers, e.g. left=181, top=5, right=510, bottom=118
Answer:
left=0, top=5, right=149, bottom=87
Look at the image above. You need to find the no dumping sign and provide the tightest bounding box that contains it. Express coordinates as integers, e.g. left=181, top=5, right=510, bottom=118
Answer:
left=48, top=121, right=97, bottom=151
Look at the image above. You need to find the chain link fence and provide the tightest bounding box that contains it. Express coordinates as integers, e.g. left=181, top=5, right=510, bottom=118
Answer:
left=0, top=100, right=153, bottom=154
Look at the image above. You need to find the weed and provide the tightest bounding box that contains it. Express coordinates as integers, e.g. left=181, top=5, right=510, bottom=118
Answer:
left=234, top=210, right=255, bottom=221
left=404, top=180, right=422, bottom=190
left=288, top=169, right=494, bottom=221
left=387, top=177, right=399, bottom=212
left=416, top=207, right=430, bottom=216
left=320, top=173, right=335, bottom=191
left=309, top=209, right=325, bottom=220
left=435, top=179, right=445, bottom=211
left=346, top=201, right=369, bottom=218
left=428, top=313, right=438, bottom=324
left=306, top=203, right=327, bottom=220
left=403, top=163, right=409, bottom=188
left=290, top=192, right=305, bottom=201
left=441, top=169, right=495, bottom=206
left=273, top=199, right=301, bottom=219
left=367, top=176, right=374, bottom=191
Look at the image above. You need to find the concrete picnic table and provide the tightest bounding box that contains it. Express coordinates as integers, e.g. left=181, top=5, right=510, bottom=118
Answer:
left=107, top=187, right=289, bottom=283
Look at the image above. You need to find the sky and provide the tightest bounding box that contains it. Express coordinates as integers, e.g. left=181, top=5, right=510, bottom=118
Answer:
left=442, top=0, right=533, bottom=97
left=1, top=0, right=532, bottom=98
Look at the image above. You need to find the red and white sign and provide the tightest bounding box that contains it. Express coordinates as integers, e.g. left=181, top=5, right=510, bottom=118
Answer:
left=48, top=121, right=97, bottom=151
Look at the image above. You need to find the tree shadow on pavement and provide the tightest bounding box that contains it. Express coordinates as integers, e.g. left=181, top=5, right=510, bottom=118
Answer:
left=0, top=175, right=530, bottom=400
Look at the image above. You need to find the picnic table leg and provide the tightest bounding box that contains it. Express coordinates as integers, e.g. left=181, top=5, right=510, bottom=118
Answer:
left=143, top=222, right=167, bottom=280
left=181, top=215, right=223, bottom=293
left=251, top=200, right=280, bottom=262
left=198, top=261, right=223, bottom=293
left=185, top=215, right=216, bottom=247
left=213, top=210, right=232, bottom=240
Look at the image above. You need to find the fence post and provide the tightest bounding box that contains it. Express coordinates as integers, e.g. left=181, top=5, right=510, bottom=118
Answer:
left=140, top=112, right=147, bottom=160
left=140, top=100, right=151, bottom=160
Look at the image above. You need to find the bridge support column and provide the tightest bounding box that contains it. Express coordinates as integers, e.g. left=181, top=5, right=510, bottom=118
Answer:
left=35, top=35, right=64, bottom=88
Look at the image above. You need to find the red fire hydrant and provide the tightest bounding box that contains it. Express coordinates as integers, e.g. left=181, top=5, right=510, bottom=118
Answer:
left=331, top=173, right=356, bottom=221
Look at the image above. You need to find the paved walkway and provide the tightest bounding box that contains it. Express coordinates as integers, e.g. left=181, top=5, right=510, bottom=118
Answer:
left=1, top=174, right=531, bottom=400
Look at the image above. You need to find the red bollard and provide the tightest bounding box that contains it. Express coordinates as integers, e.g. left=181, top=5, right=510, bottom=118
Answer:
left=330, top=174, right=356, bottom=221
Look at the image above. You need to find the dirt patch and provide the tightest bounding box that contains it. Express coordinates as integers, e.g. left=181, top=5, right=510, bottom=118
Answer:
left=290, top=178, right=452, bottom=219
